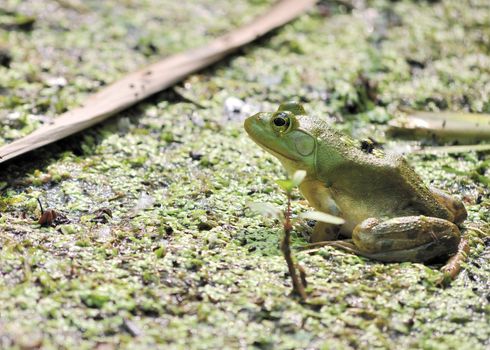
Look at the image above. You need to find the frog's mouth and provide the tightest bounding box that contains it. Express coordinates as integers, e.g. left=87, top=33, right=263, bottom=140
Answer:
left=254, top=142, right=297, bottom=162
left=244, top=115, right=299, bottom=162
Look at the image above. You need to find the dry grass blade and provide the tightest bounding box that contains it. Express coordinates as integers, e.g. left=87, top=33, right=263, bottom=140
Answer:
left=413, top=144, right=490, bottom=155
left=0, top=0, right=317, bottom=164
left=388, top=110, right=490, bottom=144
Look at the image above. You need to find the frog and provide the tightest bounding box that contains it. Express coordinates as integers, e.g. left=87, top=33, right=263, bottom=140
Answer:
left=244, top=102, right=469, bottom=278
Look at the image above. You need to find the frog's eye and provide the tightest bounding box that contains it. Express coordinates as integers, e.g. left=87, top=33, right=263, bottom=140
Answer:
left=271, top=112, right=292, bottom=133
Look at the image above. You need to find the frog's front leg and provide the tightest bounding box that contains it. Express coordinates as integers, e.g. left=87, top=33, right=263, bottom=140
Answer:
left=299, top=181, right=341, bottom=243
left=311, top=221, right=340, bottom=242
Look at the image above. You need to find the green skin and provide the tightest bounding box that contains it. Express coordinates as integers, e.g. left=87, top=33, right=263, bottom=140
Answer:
left=244, top=102, right=468, bottom=263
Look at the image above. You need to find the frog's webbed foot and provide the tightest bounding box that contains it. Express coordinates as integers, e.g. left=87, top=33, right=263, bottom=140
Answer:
left=302, top=239, right=395, bottom=262
left=300, top=238, right=418, bottom=261
left=302, top=239, right=359, bottom=253
left=440, top=238, right=470, bottom=281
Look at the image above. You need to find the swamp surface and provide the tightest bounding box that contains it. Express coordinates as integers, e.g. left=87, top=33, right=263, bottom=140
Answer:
left=0, top=0, right=489, bottom=349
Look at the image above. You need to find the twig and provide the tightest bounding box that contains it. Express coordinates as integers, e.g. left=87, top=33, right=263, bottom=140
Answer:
left=36, top=197, right=44, bottom=215
left=280, top=195, right=307, bottom=301
left=0, top=0, right=317, bottom=164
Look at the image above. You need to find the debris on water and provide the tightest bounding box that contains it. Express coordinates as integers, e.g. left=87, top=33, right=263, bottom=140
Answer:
left=134, top=192, right=155, bottom=211
left=0, top=47, right=12, bottom=68
left=37, top=198, right=69, bottom=226
left=122, top=319, right=143, bottom=337
left=383, top=141, right=418, bottom=155
left=117, top=117, right=132, bottom=132
left=45, top=76, right=68, bottom=87
left=0, top=11, right=35, bottom=31
left=198, top=220, right=216, bottom=231
left=91, top=207, right=113, bottom=223
left=38, top=208, right=69, bottom=227
left=223, top=96, right=255, bottom=122
left=95, top=226, right=112, bottom=242
left=189, top=151, right=203, bottom=161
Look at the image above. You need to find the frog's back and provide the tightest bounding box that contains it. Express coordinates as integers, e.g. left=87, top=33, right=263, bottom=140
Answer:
left=331, top=153, right=451, bottom=219
left=309, top=119, right=452, bottom=223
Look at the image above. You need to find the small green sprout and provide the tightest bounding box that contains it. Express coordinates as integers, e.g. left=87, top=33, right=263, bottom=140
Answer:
left=248, top=170, right=344, bottom=301
left=300, top=211, right=345, bottom=226
left=247, top=202, right=283, bottom=222
left=275, top=169, right=306, bottom=194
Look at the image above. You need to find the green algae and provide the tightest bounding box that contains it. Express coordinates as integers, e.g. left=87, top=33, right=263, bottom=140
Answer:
left=0, top=0, right=489, bottom=349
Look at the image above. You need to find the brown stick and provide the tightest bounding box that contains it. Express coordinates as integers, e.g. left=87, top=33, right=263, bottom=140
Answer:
left=0, top=0, right=317, bottom=164
left=281, top=195, right=307, bottom=301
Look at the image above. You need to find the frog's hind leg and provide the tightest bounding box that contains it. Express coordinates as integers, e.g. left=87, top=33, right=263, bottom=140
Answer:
left=304, top=216, right=462, bottom=262
left=303, top=216, right=465, bottom=277
left=352, top=216, right=461, bottom=263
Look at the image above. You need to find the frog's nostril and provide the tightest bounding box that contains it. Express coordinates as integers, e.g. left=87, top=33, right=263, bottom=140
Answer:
left=255, top=113, right=266, bottom=124
left=249, top=112, right=272, bottom=126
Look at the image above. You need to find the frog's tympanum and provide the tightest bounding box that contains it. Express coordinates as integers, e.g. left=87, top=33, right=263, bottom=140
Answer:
left=245, top=102, right=468, bottom=277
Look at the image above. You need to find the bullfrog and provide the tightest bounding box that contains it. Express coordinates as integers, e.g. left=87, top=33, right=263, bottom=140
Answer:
left=245, top=102, right=468, bottom=277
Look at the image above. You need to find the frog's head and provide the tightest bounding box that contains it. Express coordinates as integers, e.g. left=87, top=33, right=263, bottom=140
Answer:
left=244, top=102, right=317, bottom=175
